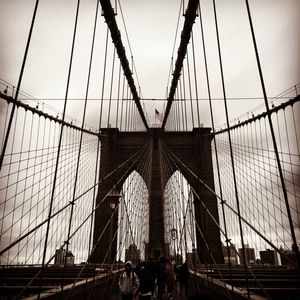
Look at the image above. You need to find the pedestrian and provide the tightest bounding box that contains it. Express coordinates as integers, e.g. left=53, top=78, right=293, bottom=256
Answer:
left=156, top=257, right=166, bottom=300
left=165, top=259, right=176, bottom=299
left=147, top=258, right=157, bottom=298
left=135, top=260, right=143, bottom=275
left=136, top=261, right=155, bottom=300
left=178, top=262, right=188, bottom=296
left=119, top=261, right=140, bottom=300
left=173, top=262, right=179, bottom=290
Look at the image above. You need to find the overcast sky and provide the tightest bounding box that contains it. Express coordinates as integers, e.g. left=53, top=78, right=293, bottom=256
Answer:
left=0, top=0, right=299, bottom=127
left=1, top=0, right=299, bottom=264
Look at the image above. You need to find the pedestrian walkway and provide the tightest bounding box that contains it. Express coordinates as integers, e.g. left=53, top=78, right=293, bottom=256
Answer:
left=159, top=287, right=187, bottom=300
left=110, top=285, right=188, bottom=300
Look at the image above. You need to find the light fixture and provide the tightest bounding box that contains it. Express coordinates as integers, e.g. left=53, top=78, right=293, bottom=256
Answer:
left=108, top=189, right=121, bottom=212
left=171, top=228, right=177, bottom=240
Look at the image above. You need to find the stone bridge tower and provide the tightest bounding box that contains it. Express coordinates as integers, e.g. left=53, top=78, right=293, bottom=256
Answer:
left=90, top=128, right=224, bottom=264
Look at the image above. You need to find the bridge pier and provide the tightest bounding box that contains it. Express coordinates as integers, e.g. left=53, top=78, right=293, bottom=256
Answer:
left=91, top=128, right=223, bottom=264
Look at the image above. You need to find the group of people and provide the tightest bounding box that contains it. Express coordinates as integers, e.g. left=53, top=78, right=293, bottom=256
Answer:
left=118, top=258, right=189, bottom=300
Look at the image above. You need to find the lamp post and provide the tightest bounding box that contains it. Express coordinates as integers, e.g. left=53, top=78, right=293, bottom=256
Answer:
left=171, top=228, right=178, bottom=263
left=109, top=196, right=119, bottom=211
left=171, top=228, right=178, bottom=240
left=107, top=189, right=121, bottom=264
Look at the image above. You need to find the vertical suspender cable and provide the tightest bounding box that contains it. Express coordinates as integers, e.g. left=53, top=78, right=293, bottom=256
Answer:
left=25, top=116, right=41, bottom=261
left=179, top=79, right=185, bottom=131
left=197, top=0, right=234, bottom=291
left=291, top=108, right=300, bottom=156
left=180, top=174, right=188, bottom=255
left=0, top=104, right=9, bottom=150
left=120, top=75, right=125, bottom=130
left=129, top=94, right=133, bottom=131
left=182, top=68, right=188, bottom=130
left=191, top=31, right=201, bottom=128
left=176, top=92, right=180, bottom=131
left=125, top=84, right=129, bottom=131
left=99, top=26, right=109, bottom=130
left=5, top=110, right=23, bottom=263
left=116, top=62, right=122, bottom=128
left=0, top=0, right=39, bottom=170
left=244, top=0, right=300, bottom=269
left=32, top=116, right=47, bottom=264
left=212, top=0, right=250, bottom=297
left=40, top=0, right=81, bottom=279
left=102, top=0, right=148, bottom=130
left=186, top=50, right=195, bottom=128
left=87, top=0, right=101, bottom=262
left=162, top=0, right=199, bottom=129
left=107, top=47, right=116, bottom=127
left=38, top=121, right=55, bottom=261
left=129, top=56, right=134, bottom=130
left=65, top=0, right=100, bottom=275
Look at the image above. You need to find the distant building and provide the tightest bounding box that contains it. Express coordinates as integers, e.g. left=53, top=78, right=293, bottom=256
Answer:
left=125, top=244, right=140, bottom=265
left=238, top=244, right=255, bottom=264
left=260, top=249, right=279, bottom=265
left=222, top=243, right=238, bottom=265
left=54, top=249, right=75, bottom=265
left=54, top=248, right=65, bottom=265
left=280, top=248, right=296, bottom=266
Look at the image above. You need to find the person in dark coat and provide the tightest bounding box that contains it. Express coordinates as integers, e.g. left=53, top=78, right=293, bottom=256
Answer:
left=147, top=258, right=157, bottom=297
left=165, top=259, right=176, bottom=299
left=156, top=257, right=166, bottom=300
left=178, top=262, right=188, bottom=296
left=136, top=261, right=155, bottom=300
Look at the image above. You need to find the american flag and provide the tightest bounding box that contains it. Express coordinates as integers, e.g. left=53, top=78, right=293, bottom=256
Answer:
left=155, top=109, right=164, bottom=123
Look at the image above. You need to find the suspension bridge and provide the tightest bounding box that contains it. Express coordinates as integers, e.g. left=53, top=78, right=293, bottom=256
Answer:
left=0, top=0, right=299, bottom=299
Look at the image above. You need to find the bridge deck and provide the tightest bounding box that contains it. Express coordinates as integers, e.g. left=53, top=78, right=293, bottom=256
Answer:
left=110, top=286, right=188, bottom=300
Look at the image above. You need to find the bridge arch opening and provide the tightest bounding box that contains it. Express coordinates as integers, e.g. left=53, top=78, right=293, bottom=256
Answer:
left=117, top=170, right=149, bottom=263
left=164, top=170, right=196, bottom=264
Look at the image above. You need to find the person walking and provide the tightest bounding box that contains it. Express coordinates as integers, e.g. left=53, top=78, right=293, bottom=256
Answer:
left=165, top=259, right=176, bottom=299
left=119, top=261, right=139, bottom=300
left=147, top=258, right=157, bottom=298
left=156, top=257, right=166, bottom=300
left=178, top=262, right=188, bottom=296
left=136, top=261, right=155, bottom=300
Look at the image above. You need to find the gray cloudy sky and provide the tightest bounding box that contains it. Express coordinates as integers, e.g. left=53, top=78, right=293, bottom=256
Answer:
left=0, top=0, right=299, bottom=127
left=0, top=0, right=299, bottom=264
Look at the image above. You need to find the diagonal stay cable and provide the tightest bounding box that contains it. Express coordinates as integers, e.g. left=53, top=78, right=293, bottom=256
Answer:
left=160, top=141, right=234, bottom=299
left=162, top=140, right=297, bottom=268
left=245, top=0, right=300, bottom=269
left=65, top=144, right=151, bottom=299
left=57, top=143, right=151, bottom=292
left=15, top=141, right=150, bottom=299
left=0, top=141, right=150, bottom=257
left=162, top=141, right=272, bottom=299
